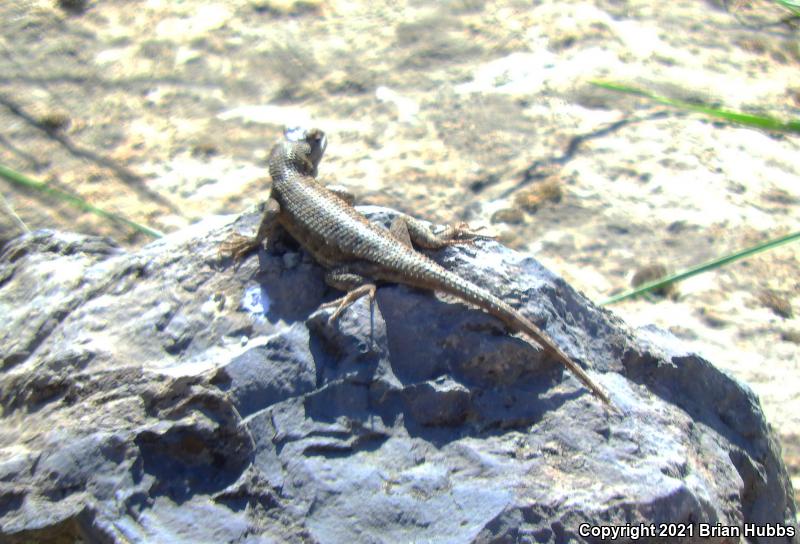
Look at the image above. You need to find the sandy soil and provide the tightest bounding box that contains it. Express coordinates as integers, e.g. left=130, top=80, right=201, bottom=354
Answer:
left=1, top=0, right=798, bottom=504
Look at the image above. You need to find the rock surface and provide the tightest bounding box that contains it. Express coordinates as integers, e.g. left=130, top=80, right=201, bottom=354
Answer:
left=1, top=0, right=799, bottom=503
left=0, top=209, right=797, bottom=543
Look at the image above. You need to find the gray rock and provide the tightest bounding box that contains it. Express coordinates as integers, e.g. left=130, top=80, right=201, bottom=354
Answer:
left=0, top=208, right=796, bottom=543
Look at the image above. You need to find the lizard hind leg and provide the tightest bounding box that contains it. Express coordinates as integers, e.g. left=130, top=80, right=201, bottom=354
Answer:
left=319, top=268, right=377, bottom=323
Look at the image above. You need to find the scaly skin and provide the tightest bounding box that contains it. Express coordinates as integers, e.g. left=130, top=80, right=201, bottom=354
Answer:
left=224, top=128, right=613, bottom=407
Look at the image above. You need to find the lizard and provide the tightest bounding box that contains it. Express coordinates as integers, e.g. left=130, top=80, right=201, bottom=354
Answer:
left=223, top=127, right=614, bottom=408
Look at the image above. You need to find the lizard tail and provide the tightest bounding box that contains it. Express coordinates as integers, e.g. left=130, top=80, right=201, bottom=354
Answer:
left=421, top=266, right=614, bottom=407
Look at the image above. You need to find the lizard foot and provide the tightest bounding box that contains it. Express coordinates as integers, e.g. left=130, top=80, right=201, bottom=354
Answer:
left=439, top=223, right=496, bottom=246
left=219, top=234, right=259, bottom=263
left=319, top=284, right=377, bottom=323
left=220, top=198, right=281, bottom=263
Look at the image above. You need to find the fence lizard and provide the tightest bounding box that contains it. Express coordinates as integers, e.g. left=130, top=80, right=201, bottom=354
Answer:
left=224, top=128, right=613, bottom=408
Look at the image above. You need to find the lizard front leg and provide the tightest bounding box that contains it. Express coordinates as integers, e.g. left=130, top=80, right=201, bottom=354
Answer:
left=318, top=267, right=377, bottom=323
left=322, top=185, right=484, bottom=249
left=221, top=198, right=281, bottom=262
left=389, top=215, right=493, bottom=249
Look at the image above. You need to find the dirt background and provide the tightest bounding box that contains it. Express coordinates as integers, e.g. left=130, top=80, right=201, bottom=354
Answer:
left=1, top=0, right=798, bottom=505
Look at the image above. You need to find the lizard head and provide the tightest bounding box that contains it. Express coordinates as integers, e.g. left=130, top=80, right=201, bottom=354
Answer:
left=282, top=126, right=327, bottom=177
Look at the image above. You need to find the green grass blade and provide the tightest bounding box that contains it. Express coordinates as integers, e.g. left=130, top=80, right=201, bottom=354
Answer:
left=0, top=163, right=163, bottom=239
left=590, top=80, right=800, bottom=134
left=601, top=230, right=800, bottom=305
left=775, top=0, right=800, bottom=15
